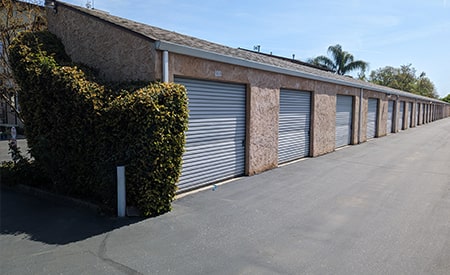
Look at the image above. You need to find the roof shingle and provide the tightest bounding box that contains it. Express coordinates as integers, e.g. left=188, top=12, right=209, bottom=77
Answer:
left=57, top=1, right=445, bottom=103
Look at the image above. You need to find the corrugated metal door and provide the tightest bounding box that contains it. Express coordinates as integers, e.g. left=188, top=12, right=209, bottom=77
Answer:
left=423, top=104, right=426, bottom=123
left=429, top=105, right=432, bottom=122
left=367, top=98, right=378, bottom=139
left=278, top=89, right=311, bottom=163
left=416, top=103, right=420, bottom=125
left=387, top=100, right=394, bottom=133
left=399, top=101, right=405, bottom=130
left=175, top=78, right=246, bottom=191
left=335, top=95, right=353, bottom=148
left=423, top=104, right=428, bottom=123
left=407, top=102, right=412, bottom=128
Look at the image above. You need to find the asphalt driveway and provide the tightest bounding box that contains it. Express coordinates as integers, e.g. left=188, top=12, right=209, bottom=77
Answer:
left=0, top=138, right=29, bottom=163
left=1, top=118, right=450, bottom=274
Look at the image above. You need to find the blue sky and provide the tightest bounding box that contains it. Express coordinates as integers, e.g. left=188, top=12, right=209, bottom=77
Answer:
left=62, top=0, right=450, bottom=97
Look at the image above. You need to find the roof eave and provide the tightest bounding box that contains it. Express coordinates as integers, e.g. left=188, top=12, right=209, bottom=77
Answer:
left=156, top=41, right=446, bottom=104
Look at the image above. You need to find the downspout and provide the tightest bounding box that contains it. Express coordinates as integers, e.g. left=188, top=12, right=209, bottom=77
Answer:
left=162, top=50, right=169, bottom=83
left=358, top=88, right=363, bottom=144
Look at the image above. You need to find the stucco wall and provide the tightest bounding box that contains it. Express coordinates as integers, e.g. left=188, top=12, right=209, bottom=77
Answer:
left=47, top=5, right=450, bottom=180
left=47, top=6, right=156, bottom=82
left=169, top=53, right=345, bottom=174
left=312, top=82, right=338, bottom=156
left=247, top=86, right=279, bottom=175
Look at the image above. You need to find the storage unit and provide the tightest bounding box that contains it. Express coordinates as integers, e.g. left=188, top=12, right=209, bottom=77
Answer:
left=335, top=95, right=353, bottom=148
left=367, top=98, right=378, bottom=139
left=408, top=102, right=413, bottom=127
left=278, top=89, right=311, bottom=163
left=423, top=104, right=427, bottom=123
left=387, top=100, right=394, bottom=133
left=175, top=78, right=246, bottom=191
left=416, top=103, right=421, bottom=125
left=398, top=101, right=405, bottom=130
left=45, top=2, right=450, bottom=193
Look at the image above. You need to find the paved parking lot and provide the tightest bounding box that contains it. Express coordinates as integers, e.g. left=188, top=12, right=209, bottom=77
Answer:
left=0, top=138, right=29, bottom=163
left=1, top=118, right=450, bottom=274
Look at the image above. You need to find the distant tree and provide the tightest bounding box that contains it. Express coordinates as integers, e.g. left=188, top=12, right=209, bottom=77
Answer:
left=308, top=44, right=368, bottom=76
left=0, top=0, right=46, bottom=124
left=369, top=64, right=438, bottom=99
left=369, top=65, right=415, bottom=91
left=442, top=94, right=450, bottom=103
left=412, top=72, right=438, bottom=98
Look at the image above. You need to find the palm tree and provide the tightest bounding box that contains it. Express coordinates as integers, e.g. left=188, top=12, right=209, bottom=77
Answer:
left=308, top=44, right=368, bottom=76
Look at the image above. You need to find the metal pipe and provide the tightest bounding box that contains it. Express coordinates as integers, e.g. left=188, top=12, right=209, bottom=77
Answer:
left=117, top=166, right=126, bottom=217
left=162, top=50, right=169, bottom=83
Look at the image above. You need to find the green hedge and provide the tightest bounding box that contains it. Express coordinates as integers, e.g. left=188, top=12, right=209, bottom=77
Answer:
left=8, top=31, right=188, bottom=216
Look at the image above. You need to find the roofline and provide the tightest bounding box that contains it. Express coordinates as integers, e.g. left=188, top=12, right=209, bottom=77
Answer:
left=237, top=47, right=335, bottom=73
left=156, top=40, right=447, bottom=104
left=53, top=1, right=447, bottom=105
left=54, top=1, right=156, bottom=43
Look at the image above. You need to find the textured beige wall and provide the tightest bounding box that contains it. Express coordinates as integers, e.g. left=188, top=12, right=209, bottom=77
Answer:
left=170, top=53, right=323, bottom=174
left=360, top=94, right=368, bottom=142
left=311, top=82, right=337, bottom=156
left=378, top=98, right=389, bottom=137
left=405, top=101, right=411, bottom=129
left=411, top=102, right=417, bottom=127
left=170, top=53, right=391, bottom=169
left=395, top=100, right=401, bottom=132
left=47, top=6, right=156, bottom=82
left=247, top=86, right=279, bottom=175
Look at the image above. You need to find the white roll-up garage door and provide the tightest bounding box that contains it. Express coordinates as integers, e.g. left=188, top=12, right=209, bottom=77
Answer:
left=410, top=103, right=414, bottom=127
left=387, top=100, right=394, bottom=133
left=417, top=103, right=421, bottom=125
left=336, top=95, right=353, bottom=148
left=278, top=89, right=311, bottom=164
left=175, top=78, right=246, bottom=192
left=398, top=101, right=405, bottom=130
left=407, top=102, right=412, bottom=128
left=367, top=98, right=378, bottom=139
left=423, top=104, right=427, bottom=124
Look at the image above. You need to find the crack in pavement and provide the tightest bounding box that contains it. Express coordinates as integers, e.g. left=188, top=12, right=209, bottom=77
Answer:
left=98, top=233, right=143, bottom=275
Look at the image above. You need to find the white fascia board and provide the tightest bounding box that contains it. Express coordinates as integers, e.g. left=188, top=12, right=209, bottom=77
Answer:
left=155, top=40, right=446, bottom=104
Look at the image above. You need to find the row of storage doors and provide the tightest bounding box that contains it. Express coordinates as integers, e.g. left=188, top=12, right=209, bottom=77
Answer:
left=388, top=101, right=433, bottom=133
left=175, top=79, right=441, bottom=192
left=389, top=101, right=417, bottom=132
left=174, top=79, right=363, bottom=191
left=175, top=78, right=313, bottom=191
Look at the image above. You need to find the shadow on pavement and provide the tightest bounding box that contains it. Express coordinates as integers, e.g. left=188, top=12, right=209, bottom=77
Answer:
left=0, top=187, right=143, bottom=245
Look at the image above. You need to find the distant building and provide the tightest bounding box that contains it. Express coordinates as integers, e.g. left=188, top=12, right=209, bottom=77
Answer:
left=0, top=0, right=46, bottom=129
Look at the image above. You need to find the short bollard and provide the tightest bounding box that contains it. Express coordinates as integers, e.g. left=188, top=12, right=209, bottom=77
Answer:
left=117, top=166, right=126, bottom=217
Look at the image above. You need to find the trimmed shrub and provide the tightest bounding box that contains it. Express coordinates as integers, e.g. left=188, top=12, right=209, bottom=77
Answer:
left=8, top=31, right=188, bottom=216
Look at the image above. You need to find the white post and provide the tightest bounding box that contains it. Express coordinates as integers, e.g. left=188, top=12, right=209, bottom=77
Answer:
left=162, top=50, right=169, bottom=83
left=117, top=166, right=126, bottom=217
